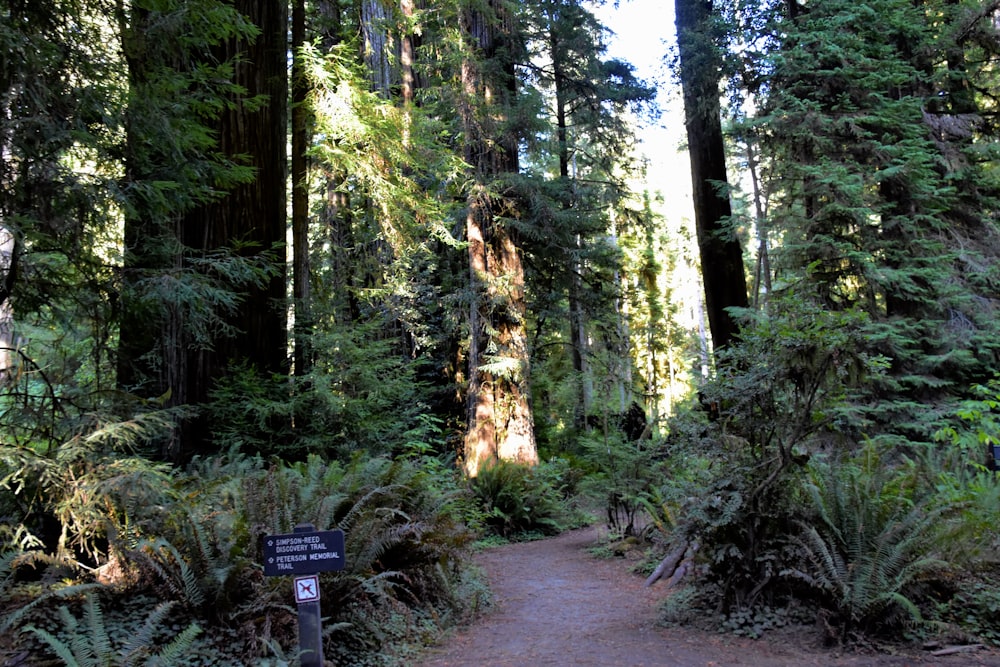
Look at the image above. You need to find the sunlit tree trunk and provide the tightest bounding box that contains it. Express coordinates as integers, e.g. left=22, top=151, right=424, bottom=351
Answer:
left=0, top=228, right=14, bottom=384
left=311, top=0, right=356, bottom=324
left=400, top=0, right=419, bottom=146
left=460, top=0, right=538, bottom=476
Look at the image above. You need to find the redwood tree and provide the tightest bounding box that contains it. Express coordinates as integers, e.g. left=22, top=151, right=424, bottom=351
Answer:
left=675, top=0, right=749, bottom=353
left=118, top=0, right=288, bottom=459
left=459, top=0, right=538, bottom=476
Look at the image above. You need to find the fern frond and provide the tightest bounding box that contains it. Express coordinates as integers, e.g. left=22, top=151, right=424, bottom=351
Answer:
left=336, top=484, right=401, bottom=534
left=147, top=621, right=201, bottom=666
left=84, top=592, right=112, bottom=663
left=22, top=592, right=121, bottom=667
left=137, top=538, right=206, bottom=609
left=1, top=582, right=102, bottom=634
left=321, top=621, right=354, bottom=638
left=23, top=624, right=81, bottom=667
left=120, top=601, right=175, bottom=662
left=359, top=569, right=405, bottom=596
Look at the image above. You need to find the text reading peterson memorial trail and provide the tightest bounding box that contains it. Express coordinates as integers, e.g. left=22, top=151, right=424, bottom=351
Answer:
left=415, top=526, right=1000, bottom=667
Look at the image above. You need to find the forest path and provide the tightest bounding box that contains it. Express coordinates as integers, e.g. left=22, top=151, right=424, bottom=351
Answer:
left=413, top=525, right=1000, bottom=667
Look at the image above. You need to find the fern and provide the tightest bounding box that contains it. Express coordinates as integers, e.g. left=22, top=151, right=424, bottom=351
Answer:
left=787, top=451, right=954, bottom=637
left=469, top=459, right=565, bottom=538
left=1, top=582, right=102, bottom=635
left=131, top=452, right=476, bottom=665
left=24, top=592, right=201, bottom=667
left=1, top=409, right=179, bottom=563
left=144, top=621, right=201, bottom=666
left=135, top=539, right=206, bottom=610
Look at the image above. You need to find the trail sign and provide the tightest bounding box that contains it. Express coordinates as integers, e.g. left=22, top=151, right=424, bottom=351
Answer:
left=294, top=575, right=321, bottom=604
left=262, top=528, right=345, bottom=577
left=261, top=523, right=345, bottom=667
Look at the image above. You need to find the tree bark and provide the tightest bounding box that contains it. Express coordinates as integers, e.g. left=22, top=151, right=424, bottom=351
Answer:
left=292, top=0, right=312, bottom=377
left=460, top=0, right=538, bottom=476
left=547, top=3, right=591, bottom=424
left=121, top=0, right=289, bottom=459
left=362, top=0, right=394, bottom=98
left=181, top=0, right=288, bottom=396
left=675, top=0, right=748, bottom=353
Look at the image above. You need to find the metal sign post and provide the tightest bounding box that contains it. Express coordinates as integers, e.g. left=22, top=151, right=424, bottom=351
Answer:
left=262, top=523, right=346, bottom=667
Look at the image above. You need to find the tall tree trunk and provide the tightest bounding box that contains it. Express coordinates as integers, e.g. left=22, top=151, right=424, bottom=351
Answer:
left=400, top=0, right=420, bottom=146
left=460, top=0, right=538, bottom=476
left=547, top=6, right=591, bottom=424
left=118, top=0, right=287, bottom=459
left=745, top=140, right=771, bottom=308
left=177, top=0, right=289, bottom=457
left=362, top=0, right=394, bottom=98
left=312, top=0, right=356, bottom=324
left=0, top=229, right=14, bottom=384
left=292, top=0, right=312, bottom=377
left=675, top=0, right=748, bottom=353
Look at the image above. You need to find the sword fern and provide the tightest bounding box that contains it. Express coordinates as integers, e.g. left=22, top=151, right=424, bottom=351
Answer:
left=786, top=452, right=956, bottom=638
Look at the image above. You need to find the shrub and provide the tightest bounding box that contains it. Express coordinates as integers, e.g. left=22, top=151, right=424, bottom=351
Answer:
left=783, top=446, right=959, bottom=640
left=655, top=297, right=876, bottom=613
left=468, top=459, right=566, bottom=538
left=578, top=435, right=649, bottom=538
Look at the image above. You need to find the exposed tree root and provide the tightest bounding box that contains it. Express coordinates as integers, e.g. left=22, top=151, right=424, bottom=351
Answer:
left=645, top=540, right=699, bottom=588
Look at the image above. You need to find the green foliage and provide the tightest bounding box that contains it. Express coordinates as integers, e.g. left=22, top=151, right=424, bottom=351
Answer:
left=720, top=604, right=798, bottom=639
left=936, top=380, right=1000, bottom=465
left=0, top=409, right=180, bottom=561
left=740, top=0, right=1000, bottom=445
left=578, top=428, right=661, bottom=538
left=784, top=447, right=958, bottom=639
left=0, top=445, right=483, bottom=665
left=181, top=452, right=480, bottom=663
left=205, top=320, right=435, bottom=460
left=24, top=592, right=201, bottom=667
left=931, top=573, right=1000, bottom=647
left=467, top=459, right=567, bottom=538
left=658, top=296, right=876, bottom=610
left=659, top=583, right=701, bottom=626
left=923, top=381, right=1000, bottom=554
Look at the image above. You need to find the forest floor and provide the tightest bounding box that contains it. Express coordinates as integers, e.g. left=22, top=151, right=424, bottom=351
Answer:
left=414, top=525, right=1000, bottom=667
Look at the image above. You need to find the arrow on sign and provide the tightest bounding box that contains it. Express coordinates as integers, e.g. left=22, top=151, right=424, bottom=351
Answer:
left=294, top=575, right=320, bottom=604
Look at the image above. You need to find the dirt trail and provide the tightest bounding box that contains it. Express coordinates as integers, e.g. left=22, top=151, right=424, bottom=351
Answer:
left=415, top=526, right=1000, bottom=667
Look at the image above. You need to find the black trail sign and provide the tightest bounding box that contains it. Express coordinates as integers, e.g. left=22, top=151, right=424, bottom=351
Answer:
left=262, top=528, right=346, bottom=576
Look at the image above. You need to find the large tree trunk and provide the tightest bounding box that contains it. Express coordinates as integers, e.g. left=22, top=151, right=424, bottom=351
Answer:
left=120, top=0, right=288, bottom=459
left=460, top=1, right=538, bottom=477
left=179, top=0, right=288, bottom=456
left=362, top=0, right=394, bottom=98
left=548, top=6, right=591, bottom=425
left=675, top=0, right=748, bottom=353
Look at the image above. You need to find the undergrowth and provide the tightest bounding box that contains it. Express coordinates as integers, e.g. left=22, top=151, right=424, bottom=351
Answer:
left=0, top=446, right=488, bottom=665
